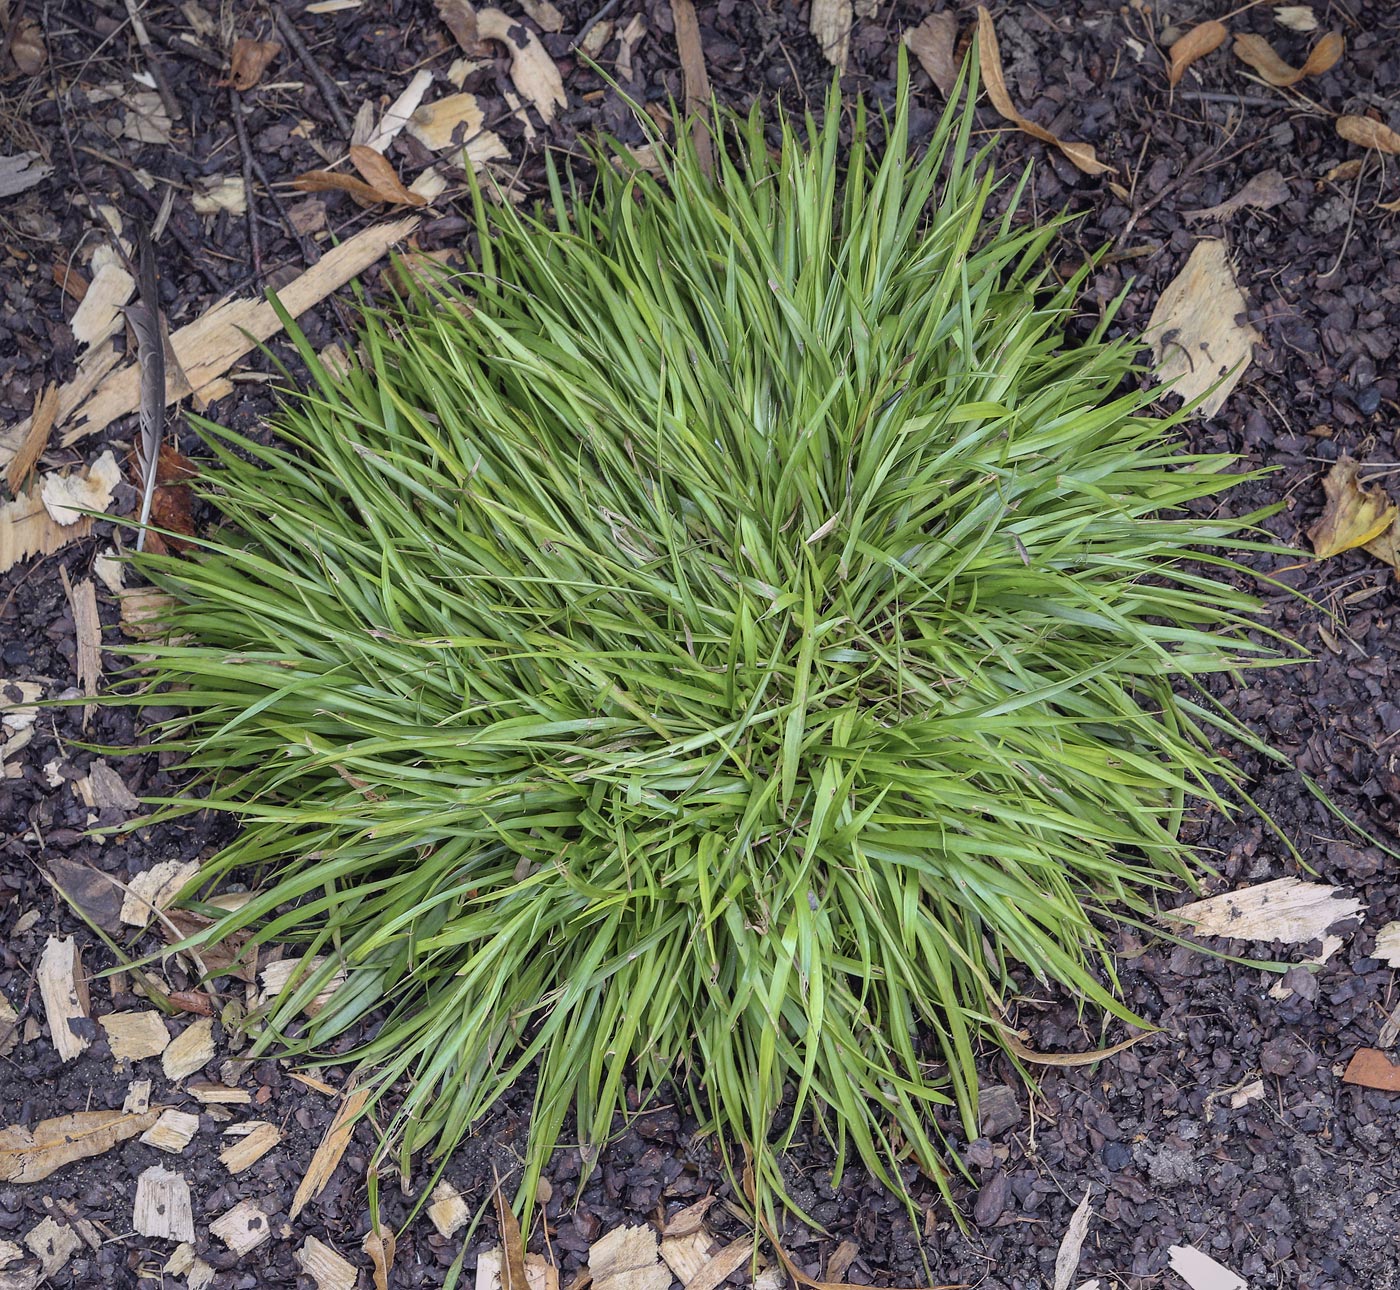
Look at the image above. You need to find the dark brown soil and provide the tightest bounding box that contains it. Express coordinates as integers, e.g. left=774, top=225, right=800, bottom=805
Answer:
left=2, top=2, right=1399, bottom=1288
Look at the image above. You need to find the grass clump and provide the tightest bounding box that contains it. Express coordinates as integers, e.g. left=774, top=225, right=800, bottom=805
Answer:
left=126, top=69, right=1275, bottom=1220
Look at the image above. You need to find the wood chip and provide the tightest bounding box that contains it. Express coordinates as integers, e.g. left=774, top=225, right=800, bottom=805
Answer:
left=162, top=1016, right=216, bottom=1082
left=123, top=1079, right=152, bottom=1114
left=258, top=956, right=347, bottom=1017
left=670, top=1236, right=749, bottom=1290
left=3, top=385, right=58, bottom=495
left=120, top=858, right=199, bottom=927
left=1374, top=921, right=1400, bottom=966
left=210, top=1199, right=271, bottom=1257
left=41, top=449, right=121, bottom=526
left=133, top=1165, right=196, bottom=1242
left=288, top=1071, right=338, bottom=1096
left=0, top=219, right=421, bottom=470
left=38, top=936, right=91, bottom=1063
left=427, top=1181, right=471, bottom=1238
left=22, top=1217, right=81, bottom=1279
left=824, top=1241, right=858, bottom=1285
left=659, top=1231, right=714, bottom=1283
left=140, top=1109, right=201, bottom=1154
left=188, top=1081, right=251, bottom=1104
left=69, top=248, right=135, bottom=347
left=476, top=1250, right=559, bottom=1290
left=99, top=1010, right=170, bottom=1062
left=1052, top=1189, right=1093, bottom=1290
left=1167, top=1245, right=1246, bottom=1290
left=364, top=69, right=435, bottom=151
left=809, top=0, right=852, bottom=71
left=289, top=1086, right=370, bottom=1218
left=219, top=1121, right=282, bottom=1174
left=0, top=996, right=19, bottom=1058
left=1168, top=876, right=1363, bottom=948
left=588, top=1226, right=671, bottom=1290
left=661, top=1197, right=714, bottom=1238
left=669, top=0, right=712, bottom=176
left=297, top=1236, right=358, bottom=1290
left=1144, top=238, right=1260, bottom=419
left=59, top=569, right=101, bottom=727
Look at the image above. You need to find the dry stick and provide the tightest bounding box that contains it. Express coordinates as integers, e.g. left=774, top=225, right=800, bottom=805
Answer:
left=269, top=1, right=353, bottom=139
left=669, top=0, right=713, bottom=177
left=228, top=86, right=264, bottom=285
left=572, top=0, right=621, bottom=51
left=122, top=0, right=183, bottom=123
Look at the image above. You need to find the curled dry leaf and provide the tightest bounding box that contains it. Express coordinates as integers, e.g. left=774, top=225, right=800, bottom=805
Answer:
left=1168, top=20, right=1228, bottom=87
left=1307, top=455, right=1397, bottom=559
left=1184, top=168, right=1289, bottom=222
left=292, top=146, right=428, bottom=207
left=10, top=18, right=47, bottom=74
left=223, top=38, right=282, bottom=91
left=1336, top=114, right=1400, bottom=156
left=976, top=7, right=1112, bottom=176
left=904, top=12, right=959, bottom=99
left=1232, top=29, right=1343, bottom=87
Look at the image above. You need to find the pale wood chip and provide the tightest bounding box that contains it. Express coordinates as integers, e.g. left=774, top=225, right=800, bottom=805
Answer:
left=120, top=858, right=199, bottom=927
left=210, top=1199, right=271, bottom=1257
left=589, top=1225, right=670, bottom=1290
left=99, top=1010, right=170, bottom=1062
left=427, top=1180, right=471, bottom=1238
left=289, top=1087, right=370, bottom=1218
left=218, top=1121, right=282, bottom=1174
left=38, top=936, right=91, bottom=1062
left=162, top=1016, right=215, bottom=1082
left=77, top=759, right=141, bottom=812
left=188, top=1081, right=251, bottom=1104
left=133, top=1165, right=196, bottom=1242
left=296, top=1235, right=358, bottom=1290
left=140, top=1109, right=201, bottom=1154
left=23, top=1217, right=81, bottom=1279
left=123, top=1079, right=152, bottom=1114
left=475, top=1249, right=558, bottom=1290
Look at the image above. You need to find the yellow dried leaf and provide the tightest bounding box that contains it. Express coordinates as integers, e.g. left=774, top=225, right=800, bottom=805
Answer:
left=1168, top=20, right=1228, bottom=87
left=1232, top=29, right=1342, bottom=87
left=1307, top=455, right=1397, bottom=559
left=1337, top=115, right=1400, bottom=155
left=976, top=7, right=1113, bottom=176
left=0, top=1109, right=158, bottom=1184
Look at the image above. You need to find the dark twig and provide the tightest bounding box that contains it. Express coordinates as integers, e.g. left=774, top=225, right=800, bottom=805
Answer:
left=121, top=0, right=183, bottom=123
left=572, top=0, right=621, bottom=51
left=228, top=86, right=264, bottom=285
left=1176, top=90, right=1283, bottom=108
left=269, top=1, right=352, bottom=139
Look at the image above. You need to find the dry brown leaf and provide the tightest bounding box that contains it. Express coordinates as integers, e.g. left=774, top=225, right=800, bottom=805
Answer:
left=477, top=8, right=567, bottom=124
left=1144, top=238, right=1259, bottom=418
left=1231, top=30, right=1343, bottom=87
left=1183, top=168, right=1289, bottom=222
left=298, top=146, right=429, bottom=208
left=363, top=1226, right=396, bottom=1290
left=809, top=0, right=852, bottom=72
left=4, top=385, right=58, bottom=496
left=1343, top=1048, right=1400, bottom=1091
left=291, top=168, right=392, bottom=205
left=1002, top=1027, right=1149, bottom=1068
left=224, top=38, right=282, bottom=91
left=976, top=7, right=1113, bottom=176
left=1307, top=455, right=1398, bottom=559
left=290, top=1087, right=371, bottom=1218
left=496, top=1179, right=528, bottom=1290
left=0, top=217, right=420, bottom=470
left=1336, top=114, right=1400, bottom=155
left=1168, top=20, right=1228, bottom=87
left=53, top=263, right=89, bottom=303
left=0, top=1109, right=158, bottom=1184
left=903, top=12, right=958, bottom=98
left=10, top=18, right=47, bottom=74
left=59, top=568, right=100, bottom=726
left=407, top=93, right=486, bottom=150
left=521, top=0, right=564, bottom=32
left=126, top=442, right=198, bottom=557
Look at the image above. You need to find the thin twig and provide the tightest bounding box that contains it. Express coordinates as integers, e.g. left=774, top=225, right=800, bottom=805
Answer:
left=122, top=0, right=183, bottom=122
left=572, top=0, right=620, bottom=51
left=229, top=86, right=264, bottom=285
left=269, top=1, right=352, bottom=139
left=1176, top=91, right=1284, bottom=108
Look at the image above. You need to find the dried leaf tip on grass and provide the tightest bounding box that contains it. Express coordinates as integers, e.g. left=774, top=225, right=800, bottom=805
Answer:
left=120, top=57, right=1286, bottom=1225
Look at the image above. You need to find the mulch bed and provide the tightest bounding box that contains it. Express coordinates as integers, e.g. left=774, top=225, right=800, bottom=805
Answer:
left=2, top=1, right=1399, bottom=1287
